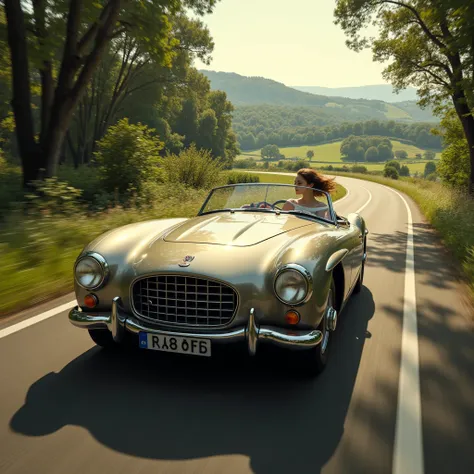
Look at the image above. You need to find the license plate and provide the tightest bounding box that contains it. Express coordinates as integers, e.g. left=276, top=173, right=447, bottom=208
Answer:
left=138, top=332, right=211, bottom=357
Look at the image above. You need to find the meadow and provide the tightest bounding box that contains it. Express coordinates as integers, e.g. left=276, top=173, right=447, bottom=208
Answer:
left=237, top=139, right=441, bottom=174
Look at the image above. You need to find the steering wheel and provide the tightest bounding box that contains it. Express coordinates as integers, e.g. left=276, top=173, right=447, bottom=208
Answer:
left=272, top=199, right=287, bottom=210
left=254, top=201, right=275, bottom=209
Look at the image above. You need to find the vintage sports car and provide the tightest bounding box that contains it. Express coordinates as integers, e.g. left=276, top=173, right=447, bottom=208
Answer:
left=69, top=183, right=368, bottom=375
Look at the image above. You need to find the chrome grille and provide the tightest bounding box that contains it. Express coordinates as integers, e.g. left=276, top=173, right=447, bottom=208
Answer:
left=132, top=275, right=238, bottom=326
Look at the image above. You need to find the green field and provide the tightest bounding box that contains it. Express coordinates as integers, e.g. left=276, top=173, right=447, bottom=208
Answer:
left=238, top=140, right=441, bottom=163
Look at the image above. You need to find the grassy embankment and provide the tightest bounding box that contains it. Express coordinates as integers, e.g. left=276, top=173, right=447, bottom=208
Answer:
left=238, top=140, right=441, bottom=174
left=0, top=169, right=346, bottom=317
left=251, top=169, right=474, bottom=298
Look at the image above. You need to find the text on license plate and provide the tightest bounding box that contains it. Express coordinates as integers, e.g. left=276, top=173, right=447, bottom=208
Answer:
left=139, top=332, right=211, bottom=357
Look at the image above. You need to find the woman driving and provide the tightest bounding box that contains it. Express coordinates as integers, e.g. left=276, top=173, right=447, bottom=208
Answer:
left=283, top=168, right=336, bottom=218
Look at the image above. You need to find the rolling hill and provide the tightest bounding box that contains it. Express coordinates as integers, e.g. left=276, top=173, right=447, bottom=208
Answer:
left=200, top=70, right=438, bottom=123
left=292, top=84, right=418, bottom=103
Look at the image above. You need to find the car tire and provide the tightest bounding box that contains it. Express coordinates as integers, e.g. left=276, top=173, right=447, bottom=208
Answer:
left=353, top=238, right=366, bottom=295
left=296, top=279, right=336, bottom=377
left=353, top=260, right=364, bottom=294
left=88, top=328, right=116, bottom=349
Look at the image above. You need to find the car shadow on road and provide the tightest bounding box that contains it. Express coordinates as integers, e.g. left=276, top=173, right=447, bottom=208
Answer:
left=10, top=288, right=375, bottom=474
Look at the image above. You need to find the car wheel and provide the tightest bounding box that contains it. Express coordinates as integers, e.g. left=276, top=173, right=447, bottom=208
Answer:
left=353, top=238, right=366, bottom=295
left=296, top=279, right=336, bottom=377
left=88, top=328, right=116, bottom=349
left=353, top=260, right=364, bottom=294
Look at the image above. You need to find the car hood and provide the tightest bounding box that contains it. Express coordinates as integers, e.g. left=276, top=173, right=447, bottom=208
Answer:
left=162, top=212, right=314, bottom=246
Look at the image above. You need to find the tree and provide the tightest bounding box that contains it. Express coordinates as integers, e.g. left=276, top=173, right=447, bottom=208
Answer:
left=384, top=165, right=399, bottom=179
left=377, top=143, right=394, bottom=161
left=385, top=160, right=401, bottom=172
left=3, top=0, right=217, bottom=186
left=365, top=146, right=379, bottom=162
left=436, top=109, right=470, bottom=189
left=66, top=13, right=214, bottom=166
left=424, top=161, right=437, bottom=177
left=334, top=0, right=474, bottom=193
left=395, top=150, right=408, bottom=160
left=423, top=150, right=436, bottom=161
left=306, top=150, right=314, bottom=160
left=400, top=164, right=410, bottom=176
left=261, top=144, right=280, bottom=160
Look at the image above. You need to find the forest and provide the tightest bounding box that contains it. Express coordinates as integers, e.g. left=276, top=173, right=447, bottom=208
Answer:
left=232, top=106, right=442, bottom=151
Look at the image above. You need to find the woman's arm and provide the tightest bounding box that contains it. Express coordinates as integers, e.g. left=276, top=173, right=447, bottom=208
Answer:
left=282, top=200, right=295, bottom=211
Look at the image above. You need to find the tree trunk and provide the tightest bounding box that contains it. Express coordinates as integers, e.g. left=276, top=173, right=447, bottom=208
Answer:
left=4, top=0, right=40, bottom=187
left=453, top=94, right=474, bottom=194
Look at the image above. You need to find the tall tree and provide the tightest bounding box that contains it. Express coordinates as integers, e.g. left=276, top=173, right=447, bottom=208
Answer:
left=334, top=0, right=474, bottom=193
left=66, top=12, right=214, bottom=166
left=3, top=0, right=217, bottom=186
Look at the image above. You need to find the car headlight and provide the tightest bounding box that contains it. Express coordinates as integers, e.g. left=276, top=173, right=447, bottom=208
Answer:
left=274, top=264, right=312, bottom=305
left=74, top=253, right=109, bottom=290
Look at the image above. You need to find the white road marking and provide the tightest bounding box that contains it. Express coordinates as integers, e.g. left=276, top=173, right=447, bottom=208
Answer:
left=383, top=186, right=424, bottom=474
left=0, top=300, right=77, bottom=339
left=355, top=187, right=372, bottom=214
left=334, top=186, right=350, bottom=204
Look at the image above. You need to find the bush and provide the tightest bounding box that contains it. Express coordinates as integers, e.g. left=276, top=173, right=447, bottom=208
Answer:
left=24, top=177, right=83, bottom=216
left=424, top=161, right=437, bottom=178
left=351, top=165, right=367, bottom=174
left=233, top=158, right=256, bottom=169
left=400, top=165, right=410, bottom=177
left=395, top=150, right=408, bottom=160
left=94, top=118, right=164, bottom=202
left=384, top=165, right=399, bottom=179
left=226, top=172, right=260, bottom=184
left=385, top=160, right=401, bottom=171
left=164, top=144, right=226, bottom=189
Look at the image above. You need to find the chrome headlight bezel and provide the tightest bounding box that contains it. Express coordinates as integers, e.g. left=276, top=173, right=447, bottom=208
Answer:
left=273, top=263, right=313, bottom=306
left=74, top=252, right=109, bottom=290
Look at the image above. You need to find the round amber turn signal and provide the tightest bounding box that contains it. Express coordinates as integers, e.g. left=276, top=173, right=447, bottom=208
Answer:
left=84, top=294, right=98, bottom=308
left=285, top=310, right=300, bottom=325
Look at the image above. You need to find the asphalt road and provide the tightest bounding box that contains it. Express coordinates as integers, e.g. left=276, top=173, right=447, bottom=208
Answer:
left=1, top=174, right=473, bottom=474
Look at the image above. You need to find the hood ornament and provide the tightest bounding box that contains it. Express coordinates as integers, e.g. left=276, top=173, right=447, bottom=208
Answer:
left=179, top=255, right=195, bottom=267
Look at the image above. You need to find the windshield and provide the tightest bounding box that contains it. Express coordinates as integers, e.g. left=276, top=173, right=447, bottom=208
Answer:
left=198, top=183, right=336, bottom=224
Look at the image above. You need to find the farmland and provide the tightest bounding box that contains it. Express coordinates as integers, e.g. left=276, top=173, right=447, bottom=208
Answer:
left=236, top=139, right=441, bottom=174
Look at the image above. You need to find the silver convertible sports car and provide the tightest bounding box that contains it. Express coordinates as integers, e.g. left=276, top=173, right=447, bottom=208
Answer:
left=69, top=183, right=368, bottom=375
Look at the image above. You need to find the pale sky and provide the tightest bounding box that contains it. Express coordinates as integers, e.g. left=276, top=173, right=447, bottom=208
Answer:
left=193, top=0, right=387, bottom=87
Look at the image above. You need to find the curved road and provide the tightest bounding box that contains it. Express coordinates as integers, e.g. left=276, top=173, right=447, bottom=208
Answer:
left=0, top=174, right=473, bottom=474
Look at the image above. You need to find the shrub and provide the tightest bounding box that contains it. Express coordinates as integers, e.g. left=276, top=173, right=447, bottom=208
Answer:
left=395, top=150, right=408, bottom=160
left=400, top=165, right=410, bottom=177
left=226, top=172, right=260, bottom=184
left=351, top=165, right=367, bottom=174
left=384, top=165, right=399, bottom=179
left=164, top=144, right=226, bottom=189
left=233, top=158, right=256, bottom=169
left=385, top=160, right=401, bottom=171
left=94, top=118, right=164, bottom=202
left=24, top=177, right=83, bottom=216
left=424, top=161, right=437, bottom=177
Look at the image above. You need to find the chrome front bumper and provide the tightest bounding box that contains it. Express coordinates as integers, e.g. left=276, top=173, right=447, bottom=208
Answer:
left=69, top=297, right=323, bottom=356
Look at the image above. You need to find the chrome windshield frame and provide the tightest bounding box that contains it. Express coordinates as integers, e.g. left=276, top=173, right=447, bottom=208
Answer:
left=197, top=183, right=338, bottom=225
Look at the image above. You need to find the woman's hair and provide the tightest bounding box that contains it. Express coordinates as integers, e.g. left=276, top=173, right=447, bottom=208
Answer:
left=296, top=168, right=336, bottom=195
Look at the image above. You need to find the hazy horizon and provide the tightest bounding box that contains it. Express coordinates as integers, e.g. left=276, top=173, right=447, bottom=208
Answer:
left=192, top=0, right=388, bottom=88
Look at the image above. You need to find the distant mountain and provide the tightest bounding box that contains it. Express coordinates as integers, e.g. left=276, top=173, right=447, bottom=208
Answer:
left=199, top=70, right=437, bottom=123
left=292, top=84, right=418, bottom=103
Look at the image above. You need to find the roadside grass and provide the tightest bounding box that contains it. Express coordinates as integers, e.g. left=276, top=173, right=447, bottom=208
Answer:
left=252, top=170, right=474, bottom=297
left=237, top=140, right=441, bottom=163
left=0, top=184, right=208, bottom=317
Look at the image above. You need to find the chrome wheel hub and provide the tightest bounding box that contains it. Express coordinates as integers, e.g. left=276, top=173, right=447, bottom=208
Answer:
left=326, top=306, right=338, bottom=332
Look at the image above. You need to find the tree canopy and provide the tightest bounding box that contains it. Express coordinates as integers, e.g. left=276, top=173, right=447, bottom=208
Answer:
left=2, top=0, right=220, bottom=185
left=334, top=0, right=474, bottom=192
